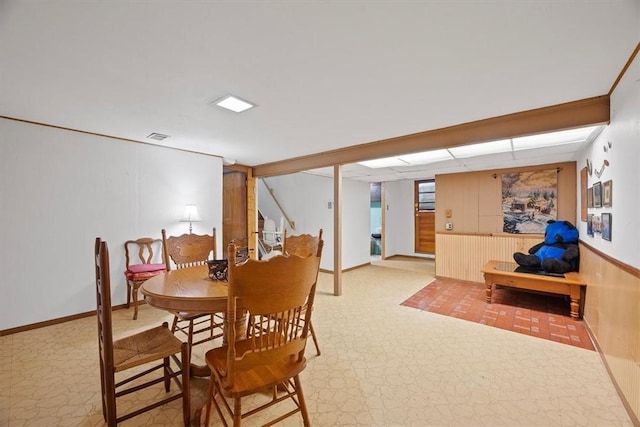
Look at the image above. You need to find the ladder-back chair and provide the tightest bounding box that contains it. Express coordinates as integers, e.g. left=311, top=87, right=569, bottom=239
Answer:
left=95, top=238, right=190, bottom=426
left=202, top=243, right=320, bottom=426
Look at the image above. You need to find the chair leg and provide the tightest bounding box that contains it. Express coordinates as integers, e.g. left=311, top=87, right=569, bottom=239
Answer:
left=188, top=320, right=195, bottom=355
left=202, top=373, right=216, bottom=427
left=309, top=321, right=321, bottom=355
left=132, top=282, right=141, bottom=320
left=126, top=280, right=132, bottom=308
left=181, top=343, right=191, bottom=427
left=104, top=372, right=117, bottom=426
left=171, top=315, right=179, bottom=333
left=294, top=374, right=311, bottom=427
left=233, top=397, right=242, bottom=426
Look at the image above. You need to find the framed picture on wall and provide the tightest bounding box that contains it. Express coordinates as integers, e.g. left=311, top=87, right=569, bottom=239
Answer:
left=602, top=213, right=612, bottom=241
left=587, top=214, right=594, bottom=236
left=603, top=180, right=612, bottom=207
left=587, top=187, right=594, bottom=208
left=593, top=181, right=602, bottom=208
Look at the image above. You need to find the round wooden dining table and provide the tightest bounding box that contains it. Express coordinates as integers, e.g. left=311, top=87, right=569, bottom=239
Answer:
left=140, top=264, right=242, bottom=377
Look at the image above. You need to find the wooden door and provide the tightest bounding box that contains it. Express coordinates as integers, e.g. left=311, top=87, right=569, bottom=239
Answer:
left=223, top=171, right=247, bottom=252
left=414, top=180, right=435, bottom=253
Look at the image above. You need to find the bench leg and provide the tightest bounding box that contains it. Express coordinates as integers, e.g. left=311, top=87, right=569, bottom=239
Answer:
left=569, top=285, right=582, bottom=319
left=485, top=282, right=493, bottom=303
left=570, top=298, right=579, bottom=318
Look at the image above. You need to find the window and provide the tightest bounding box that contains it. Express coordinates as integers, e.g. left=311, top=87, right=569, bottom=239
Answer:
left=417, top=180, right=435, bottom=212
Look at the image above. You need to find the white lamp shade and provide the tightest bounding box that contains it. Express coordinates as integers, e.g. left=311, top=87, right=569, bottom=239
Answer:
left=180, top=205, right=202, bottom=222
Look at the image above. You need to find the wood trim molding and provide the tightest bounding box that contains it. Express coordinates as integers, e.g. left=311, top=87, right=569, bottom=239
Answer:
left=0, top=115, right=224, bottom=159
left=252, top=96, right=610, bottom=177
left=0, top=303, right=128, bottom=336
left=608, top=42, right=640, bottom=96
left=579, top=239, right=640, bottom=279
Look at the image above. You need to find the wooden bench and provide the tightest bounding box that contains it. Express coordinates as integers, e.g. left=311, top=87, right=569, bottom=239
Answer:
left=481, top=260, right=586, bottom=319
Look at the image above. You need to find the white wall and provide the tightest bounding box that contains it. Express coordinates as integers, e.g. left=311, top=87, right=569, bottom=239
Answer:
left=259, top=172, right=436, bottom=265
left=342, top=177, right=372, bottom=268
left=575, top=53, right=640, bottom=269
left=0, top=118, right=223, bottom=330
left=257, top=171, right=371, bottom=271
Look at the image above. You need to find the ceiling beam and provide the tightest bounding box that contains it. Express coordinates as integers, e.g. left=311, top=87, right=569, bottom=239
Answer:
left=252, top=95, right=610, bottom=178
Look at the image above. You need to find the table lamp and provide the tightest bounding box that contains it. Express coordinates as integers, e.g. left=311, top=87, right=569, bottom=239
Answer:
left=180, top=204, right=202, bottom=234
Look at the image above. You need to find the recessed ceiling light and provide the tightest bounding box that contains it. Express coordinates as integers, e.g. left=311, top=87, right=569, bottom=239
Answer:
left=213, top=95, right=256, bottom=113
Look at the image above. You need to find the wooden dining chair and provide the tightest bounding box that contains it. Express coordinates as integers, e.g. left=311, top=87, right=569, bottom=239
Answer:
left=282, top=229, right=324, bottom=355
left=162, top=228, right=224, bottom=351
left=202, top=243, right=321, bottom=427
left=95, top=238, right=190, bottom=426
left=123, top=237, right=167, bottom=320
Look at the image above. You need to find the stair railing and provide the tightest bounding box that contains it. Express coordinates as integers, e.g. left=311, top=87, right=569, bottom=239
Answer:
left=259, top=178, right=296, bottom=230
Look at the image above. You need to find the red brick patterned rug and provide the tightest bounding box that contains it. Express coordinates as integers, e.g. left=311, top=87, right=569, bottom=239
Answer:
left=401, top=279, right=594, bottom=351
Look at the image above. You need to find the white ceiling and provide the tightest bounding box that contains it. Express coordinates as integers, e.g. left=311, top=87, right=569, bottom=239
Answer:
left=1, top=1, right=638, bottom=182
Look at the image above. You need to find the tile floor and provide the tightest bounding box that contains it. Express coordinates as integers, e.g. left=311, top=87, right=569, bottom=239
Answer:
left=0, top=259, right=634, bottom=426
left=401, top=278, right=595, bottom=351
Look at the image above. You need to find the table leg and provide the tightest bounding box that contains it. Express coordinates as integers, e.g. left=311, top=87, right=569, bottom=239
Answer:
left=485, top=281, right=493, bottom=303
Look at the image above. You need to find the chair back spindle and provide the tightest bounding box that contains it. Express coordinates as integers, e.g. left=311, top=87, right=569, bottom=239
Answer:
left=162, top=228, right=217, bottom=270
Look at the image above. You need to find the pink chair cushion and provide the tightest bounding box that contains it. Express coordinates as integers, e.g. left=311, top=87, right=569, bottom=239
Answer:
left=125, top=263, right=166, bottom=282
left=128, top=263, right=166, bottom=274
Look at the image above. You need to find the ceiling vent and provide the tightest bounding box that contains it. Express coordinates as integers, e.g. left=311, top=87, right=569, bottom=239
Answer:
left=147, top=132, right=170, bottom=141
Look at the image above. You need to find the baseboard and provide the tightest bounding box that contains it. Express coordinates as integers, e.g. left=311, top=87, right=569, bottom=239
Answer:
left=0, top=302, right=132, bottom=336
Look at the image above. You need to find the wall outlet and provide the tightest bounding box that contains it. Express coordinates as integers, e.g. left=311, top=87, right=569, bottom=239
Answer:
left=445, top=222, right=453, bottom=230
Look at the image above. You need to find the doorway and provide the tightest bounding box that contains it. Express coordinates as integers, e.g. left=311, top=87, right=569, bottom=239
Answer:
left=370, top=182, right=382, bottom=259
left=414, top=179, right=435, bottom=254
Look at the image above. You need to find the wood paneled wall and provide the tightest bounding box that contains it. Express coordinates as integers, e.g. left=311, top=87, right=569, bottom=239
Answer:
left=579, top=244, right=640, bottom=422
left=435, top=161, right=576, bottom=234
left=435, top=233, right=542, bottom=283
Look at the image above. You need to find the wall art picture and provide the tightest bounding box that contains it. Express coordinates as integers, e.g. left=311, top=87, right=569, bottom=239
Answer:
left=602, top=213, right=612, bottom=241
left=603, top=180, right=612, bottom=207
left=592, top=215, right=601, bottom=234
left=501, top=169, right=558, bottom=234
left=587, top=214, right=594, bottom=236
left=593, top=181, right=602, bottom=208
left=587, top=187, right=593, bottom=208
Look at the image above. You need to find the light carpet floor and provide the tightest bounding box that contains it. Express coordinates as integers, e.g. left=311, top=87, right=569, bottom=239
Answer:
left=0, top=261, right=633, bottom=426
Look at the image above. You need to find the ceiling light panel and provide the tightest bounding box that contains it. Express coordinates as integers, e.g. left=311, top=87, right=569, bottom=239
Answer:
left=358, top=157, right=409, bottom=168
left=448, top=139, right=512, bottom=158
left=512, top=125, right=600, bottom=151
left=213, top=95, right=256, bottom=113
left=459, top=151, right=514, bottom=165
left=398, top=149, right=453, bottom=164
